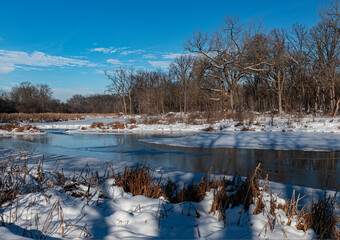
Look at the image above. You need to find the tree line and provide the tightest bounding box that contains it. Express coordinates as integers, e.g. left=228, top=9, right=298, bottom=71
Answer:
left=1, top=0, right=339, bottom=116
left=0, top=82, right=118, bottom=113
left=104, top=0, right=340, bottom=116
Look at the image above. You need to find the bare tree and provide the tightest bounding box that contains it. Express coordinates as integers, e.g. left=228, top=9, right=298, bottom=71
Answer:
left=186, top=16, right=263, bottom=112
left=321, top=0, right=340, bottom=32
left=286, top=23, right=314, bottom=113
left=37, top=84, right=52, bottom=112
left=309, top=20, right=340, bottom=115
left=265, top=28, right=295, bottom=116
left=170, top=55, right=196, bottom=112
left=105, top=68, right=133, bottom=114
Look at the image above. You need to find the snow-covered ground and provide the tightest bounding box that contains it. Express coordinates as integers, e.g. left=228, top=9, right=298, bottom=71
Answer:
left=0, top=115, right=339, bottom=239
left=140, top=131, right=340, bottom=151
left=0, top=150, right=333, bottom=240
left=11, top=115, right=339, bottom=152
left=26, top=115, right=340, bottom=134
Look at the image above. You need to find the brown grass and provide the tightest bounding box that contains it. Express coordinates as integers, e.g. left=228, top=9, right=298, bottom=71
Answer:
left=164, top=170, right=220, bottom=203
left=202, top=126, right=215, bottom=131
left=90, top=122, right=104, bottom=129
left=0, top=113, right=118, bottom=123
left=114, top=165, right=163, bottom=199
left=0, top=123, right=19, bottom=132
left=234, top=122, right=244, bottom=127
left=135, top=112, right=263, bottom=127
left=107, top=121, right=125, bottom=129
left=128, top=118, right=137, bottom=124
left=0, top=113, right=85, bottom=123
left=241, top=126, right=255, bottom=131
left=296, top=192, right=340, bottom=239
left=0, top=124, right=40, bottom=132
left=140, top=116, right=161, bottom=125
left=210, top=164, right=262, bottom=224
left=0, top=154, right=337, bottom=239
left=185, top=112, right=202, bottom=125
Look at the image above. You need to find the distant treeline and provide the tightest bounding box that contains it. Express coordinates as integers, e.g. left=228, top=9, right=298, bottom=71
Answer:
left=1, top=1, right=339, bottom=116
left=0, top=82, right=119, bottom=113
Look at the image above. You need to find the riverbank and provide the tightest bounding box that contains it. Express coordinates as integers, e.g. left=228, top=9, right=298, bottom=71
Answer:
left=0, top=151, right=338, bottom=239
left=12, top=114, right=339, bottom=152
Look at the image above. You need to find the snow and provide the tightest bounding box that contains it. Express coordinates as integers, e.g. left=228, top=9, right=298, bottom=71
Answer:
left=25, top=115, right=340, bottom=133
left=0, top=115, right=339, bottom=239
left=0, top=148, right=337, bottom=239
left=5, top=115, right=335, bottom=152
left=29, top=117, right=126, bottom=130
left=139, top=131, right=340, bottom=151
left=0, top=168, right=321, bottom=239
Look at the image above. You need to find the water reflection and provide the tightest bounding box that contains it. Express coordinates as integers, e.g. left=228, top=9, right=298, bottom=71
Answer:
left=0, top=131, right=339, bottom=190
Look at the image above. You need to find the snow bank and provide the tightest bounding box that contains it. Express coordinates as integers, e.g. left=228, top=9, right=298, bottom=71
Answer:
left=140, top=131, right=340, bottom=151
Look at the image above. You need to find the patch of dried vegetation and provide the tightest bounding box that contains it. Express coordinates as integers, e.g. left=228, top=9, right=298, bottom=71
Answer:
left=0, top=123, right=40, bottom=133
left=0, top=113, right=118, bottom=124
left=0, top=155, right=338, bottom=239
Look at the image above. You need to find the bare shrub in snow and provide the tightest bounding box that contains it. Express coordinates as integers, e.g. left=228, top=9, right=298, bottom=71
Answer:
left=90, top=122, right=104, bottom=129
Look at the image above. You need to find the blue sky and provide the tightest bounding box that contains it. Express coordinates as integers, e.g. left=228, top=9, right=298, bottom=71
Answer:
left=0, top=0, right=325, bottom=101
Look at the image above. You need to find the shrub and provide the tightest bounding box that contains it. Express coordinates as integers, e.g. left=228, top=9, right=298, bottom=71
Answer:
left=114, top=165, right=163, bottom=199
left=107, top=121, right=125, bottom=129
left=90, top=122, right=104, bottom=129
left=202, top=126, right=215, bottom=131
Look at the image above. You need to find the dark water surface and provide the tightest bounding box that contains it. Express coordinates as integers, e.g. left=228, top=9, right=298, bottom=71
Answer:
left=0, top=130, right=339, bottom=190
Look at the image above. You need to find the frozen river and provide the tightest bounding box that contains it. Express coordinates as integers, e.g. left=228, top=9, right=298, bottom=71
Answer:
left=0, top=130, right=339, bottom=190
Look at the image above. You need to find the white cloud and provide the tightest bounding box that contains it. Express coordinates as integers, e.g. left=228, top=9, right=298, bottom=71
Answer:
left=0, top=49, right=96, bottom=74
left=94, top=69, right=115, bottom=75
left=90, top=47, right=128, bottom=54
left=143, top=54, right=157, bottom=59
left=16, top=66, right=44, bottom=71
left=90, top=47, right=115, bottom=54
left=0, top=63, right=15, bottom=74
left=148, top=61, right=171, bottom=69
left=120, top=49, right=145, bottom=55
left=107, top=59, right=122, bottom=65
left=162, top=52, right=191, bottom=59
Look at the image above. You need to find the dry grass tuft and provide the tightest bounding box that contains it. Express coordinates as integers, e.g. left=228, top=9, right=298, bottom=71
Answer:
left=241, top=126, right=255, bottom=131
left=234, top=122, right=244, bottom=127
left=165, top=170, right=220, bottom=203
left=140, top=116, right=161, bottom=125
left=114, top=165, right=164, bottom=199
left=90, top=122, right=104, bottom=129
left=202, top=126, right=215, bottom=131
left=107, top=121, right=125, bottom=129
left=0, top=154, right=337, bottom=239
left=185, top=112, right=202, bottom=125
left=0, top=113, right=87, bottom=123
left=210, top=164, right=262, bottom=223
left=0, top=123, right=40, bottom=133
left=297, top=192, right=339, bottom=239
left=128, top=118, right=137, bottom=124
left=0, top=123, right=19, bottom=132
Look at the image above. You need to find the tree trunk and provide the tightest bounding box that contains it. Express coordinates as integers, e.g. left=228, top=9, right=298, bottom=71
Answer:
left=122, top=97, right=127, bottom=114
left=315, top=86, right=320, bottom=112
left=129, top=92, right=132, bottom=115
left=219, top=72, right=228, bottom=112
left=229, top=89, right=234, bottom=113
left=184, top=89, right=187, bottom=113
left=332, top=99, right=340, bottom=117
left=278, top=91, right=283, bottom=116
